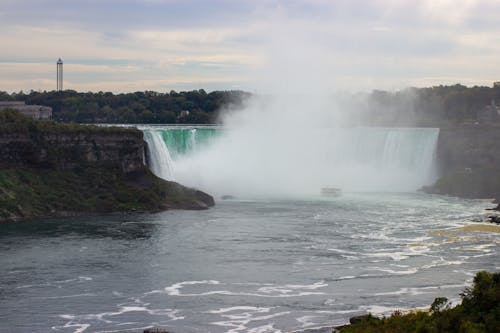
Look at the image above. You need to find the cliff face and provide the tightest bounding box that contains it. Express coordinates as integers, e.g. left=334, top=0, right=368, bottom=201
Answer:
left=436, top=124, right=500, bottom=173
left=0, top=129, right=145, bottom=174
left=424, top=124, right=500, bottom=199
left=0, top=110, right=214, bottom=222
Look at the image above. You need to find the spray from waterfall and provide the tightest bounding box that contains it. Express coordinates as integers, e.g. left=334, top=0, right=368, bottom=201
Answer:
left=143, top=125, right=439, bottom=199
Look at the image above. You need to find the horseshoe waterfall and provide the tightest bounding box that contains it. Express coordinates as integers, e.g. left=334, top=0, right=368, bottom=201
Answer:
left=142, top=126, right=440, bottom=198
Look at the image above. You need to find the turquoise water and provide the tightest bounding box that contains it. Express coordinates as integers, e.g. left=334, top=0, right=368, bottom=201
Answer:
left=141, top=125, right=221, bottom=159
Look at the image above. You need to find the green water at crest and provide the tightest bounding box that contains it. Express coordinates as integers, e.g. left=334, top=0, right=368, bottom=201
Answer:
left=156, top=128, right=221, bottom=158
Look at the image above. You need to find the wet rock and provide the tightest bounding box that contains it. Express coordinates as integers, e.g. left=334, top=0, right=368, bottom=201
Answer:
left=488, top=215, right=500, bottom=224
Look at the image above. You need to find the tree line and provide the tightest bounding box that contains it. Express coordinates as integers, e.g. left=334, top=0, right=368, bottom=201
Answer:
left=0, top=89, right=250, bottom=124
left=341, top=84, right=500, bottom=127
left=1, top=84, right=499, bottom=126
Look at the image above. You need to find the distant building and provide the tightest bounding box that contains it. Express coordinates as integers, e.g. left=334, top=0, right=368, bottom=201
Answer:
left=0, top=101, right=52, bottom=119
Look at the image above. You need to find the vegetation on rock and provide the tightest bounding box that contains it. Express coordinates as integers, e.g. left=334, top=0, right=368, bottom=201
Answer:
left=338, top=271, right=500, bottom=333
left=0, top=110, right=214, bottom=222
left=0, top=166, right=212, bottom=221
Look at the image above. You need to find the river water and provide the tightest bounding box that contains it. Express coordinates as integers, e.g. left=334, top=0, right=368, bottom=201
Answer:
left=1, top=193, right=498, bottom=333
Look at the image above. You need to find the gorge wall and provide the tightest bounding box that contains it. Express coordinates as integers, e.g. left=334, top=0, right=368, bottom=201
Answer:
left=0, top=127, right=145, bottom=173
left=425, top=124, right=500, bottom=199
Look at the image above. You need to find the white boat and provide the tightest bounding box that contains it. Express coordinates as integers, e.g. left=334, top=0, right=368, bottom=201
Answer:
left=321, top=187, right=342, bottom=197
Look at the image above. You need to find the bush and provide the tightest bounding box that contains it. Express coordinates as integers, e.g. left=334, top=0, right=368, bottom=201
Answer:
left=339, top=271, right=500, bottom=333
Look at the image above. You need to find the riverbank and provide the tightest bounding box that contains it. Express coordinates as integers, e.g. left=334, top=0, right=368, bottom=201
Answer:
left=333, top=271, right=499, bottom=333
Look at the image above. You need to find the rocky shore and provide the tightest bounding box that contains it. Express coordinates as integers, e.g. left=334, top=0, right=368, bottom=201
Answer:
left=0, top=110, right=214, bottom=222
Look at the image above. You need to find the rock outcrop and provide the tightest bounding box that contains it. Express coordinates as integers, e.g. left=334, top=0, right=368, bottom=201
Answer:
left=0, top=124, right=145, bottom=173
left=0, top=110, right=214, bottom=222
left=422, top=123, right=500, bottom=200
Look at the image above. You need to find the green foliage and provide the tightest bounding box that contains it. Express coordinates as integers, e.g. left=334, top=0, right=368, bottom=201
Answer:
left=338, top=271, right=500, bottom=333
left=338, top=84, right=500, bottom=126
left=430, top=297, right=450, bottom=313
left=3, top=84, right=498, bottom=126
left=2, top=89, right=250, bottom=124
left=0, top=166, right=209, bottom=220
left=0, top=109, right=139, bottom=136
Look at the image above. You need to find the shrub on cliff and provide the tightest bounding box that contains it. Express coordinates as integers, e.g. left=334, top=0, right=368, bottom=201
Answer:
left=0, top=109, right=137, bottom=135
left=0, top=166, right=214, bottom=221
left=338, top=271, right=500, bottom=333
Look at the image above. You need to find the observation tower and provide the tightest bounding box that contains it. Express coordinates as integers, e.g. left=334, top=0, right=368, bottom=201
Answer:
left=57, top=58, right=63, bottom=91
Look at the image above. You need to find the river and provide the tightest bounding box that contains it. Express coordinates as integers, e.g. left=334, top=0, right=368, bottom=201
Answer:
left=1, top=193, right=498, bottom=333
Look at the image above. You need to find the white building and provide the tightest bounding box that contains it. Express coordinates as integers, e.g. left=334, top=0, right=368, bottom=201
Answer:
left=0, top=101, right=52, bottom=119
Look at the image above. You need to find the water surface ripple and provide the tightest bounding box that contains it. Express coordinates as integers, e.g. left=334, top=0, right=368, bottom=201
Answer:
left=0, top=193, right=498, bottom=333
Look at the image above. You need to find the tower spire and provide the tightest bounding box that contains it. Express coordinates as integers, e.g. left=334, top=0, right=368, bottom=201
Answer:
left=57, top=58, right=63, bottom=91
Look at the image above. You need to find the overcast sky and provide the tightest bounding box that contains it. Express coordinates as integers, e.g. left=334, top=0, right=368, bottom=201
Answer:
left=1, top=0, right=500, bottom=93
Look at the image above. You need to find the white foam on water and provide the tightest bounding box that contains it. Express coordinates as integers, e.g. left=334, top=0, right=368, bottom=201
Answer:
left=327, top=248, right=359, bottom=255
left=368, top=267, right=419, bottom=275
left=57, top=305, right=183, bottom=333
left=248, top=324, right=283, bottom=333
left=324, top=298, right=336, bottom=305
left=163, top=280, right=327, bottom=297
left=374, top=286, right=438, bottom=296
left=363, top=245, right=431, bottom=261
left=207, top=306, right=271, bottom=315
left=365, top=252, right=410, bottom=261
left=210, top=307, right=288, bottom=333
left=51, top=322, right=90, bottom=333
left=164, top=280, right=221, bottom=295
left=296, top=315, right=320, bottom=327
left=421, top=258, right=465, bottom=269
left=258, top=281, right=327, bottom=295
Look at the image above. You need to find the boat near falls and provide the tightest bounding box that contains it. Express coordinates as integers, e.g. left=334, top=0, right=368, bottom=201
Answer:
left=321, top=187, right=342, bottom=197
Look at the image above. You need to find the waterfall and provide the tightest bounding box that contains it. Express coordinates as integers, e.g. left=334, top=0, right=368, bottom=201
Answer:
left=143, top=130, right=175, bottom=181
left=317, top=128, right=439, bottom=192
left=142, top=126, right=439, bottom=197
